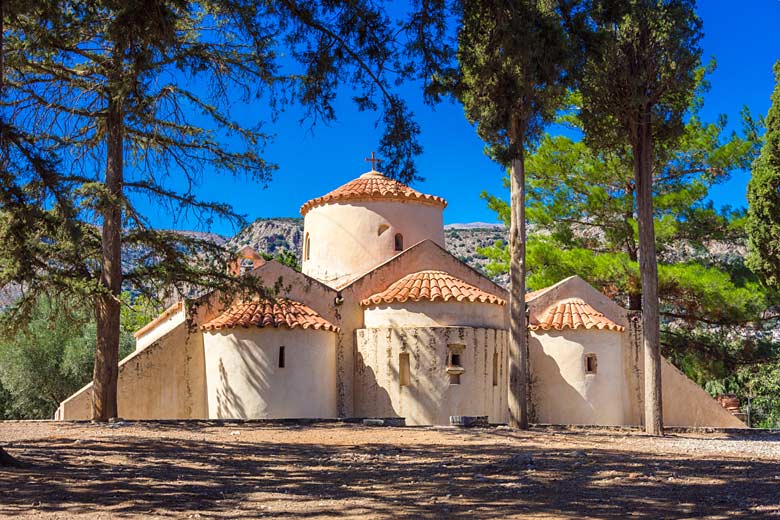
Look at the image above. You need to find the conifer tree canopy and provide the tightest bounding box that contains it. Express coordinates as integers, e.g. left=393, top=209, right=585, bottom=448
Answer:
left=480, top=85, right=777, bottom=381
left=432, top=0, right=586, bottom=429
left=578, top=0, right=703, bottom=435
left=0, top=0, right=442, bottom=420
left=747, top=62, right=780, bottom=288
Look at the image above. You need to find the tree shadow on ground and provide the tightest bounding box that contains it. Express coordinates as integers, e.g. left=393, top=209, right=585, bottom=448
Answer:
left=1, top=424, right=778, bottom=519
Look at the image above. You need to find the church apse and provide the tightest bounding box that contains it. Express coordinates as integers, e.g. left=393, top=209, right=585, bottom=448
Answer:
left=356, top=269, right=509, bottom=425
left=201, top=298, right=339, bottom=420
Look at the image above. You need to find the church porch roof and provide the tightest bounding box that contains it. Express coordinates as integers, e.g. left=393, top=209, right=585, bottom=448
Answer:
left=202, top=298, right=339, bottom=333
left=529, top=297, right=625, bottom=332
left=362, top=270, right=506, bottom=306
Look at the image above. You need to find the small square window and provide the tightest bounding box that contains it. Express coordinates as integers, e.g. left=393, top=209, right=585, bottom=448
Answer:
left=446, top=344, right=465, bottom=385
left=447, top=345, right=464, bottom=368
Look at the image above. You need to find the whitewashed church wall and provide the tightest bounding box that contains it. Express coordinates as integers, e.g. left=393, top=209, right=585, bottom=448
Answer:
left=302, top=200, right=445, bottom=285
left=364, top=301, right=505, bottom=329
left=56, top=321, right=208, bottom=420
left=529, top=328, right=627, bottom=426
left=338, top=239, right=510, bottom=418
left=661, top=357, right=746, bottom=428
left=203, top=327, right=337, bottom=419
left=134, top=302, right=186, bottom=351
left=354, top=326, right=508, bottom=425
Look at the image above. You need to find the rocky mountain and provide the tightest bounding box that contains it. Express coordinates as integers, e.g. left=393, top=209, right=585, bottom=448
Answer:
left=0, top=219, right=507, bottom=310
left=228, top=217, right=508, bottom=284
left=444, top=225, right=508, bottom=285
left=2, top=215, right=756, bottom=309
left=228, top=218, right=305, bottom=258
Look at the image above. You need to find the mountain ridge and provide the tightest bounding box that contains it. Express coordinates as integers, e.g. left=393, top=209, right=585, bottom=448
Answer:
left=227, top=217, right=508, bottom=284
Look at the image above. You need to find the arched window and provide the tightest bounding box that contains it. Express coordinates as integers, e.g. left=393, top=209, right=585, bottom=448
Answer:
left=394, top=233, right=404, bottom=252
left=378, top=224, right=389, bottom=236
left=304, top=233, right=311, bottom=261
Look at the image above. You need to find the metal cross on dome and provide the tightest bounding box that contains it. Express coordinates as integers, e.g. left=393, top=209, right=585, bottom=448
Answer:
left=365, top=151, right=381, bottom=171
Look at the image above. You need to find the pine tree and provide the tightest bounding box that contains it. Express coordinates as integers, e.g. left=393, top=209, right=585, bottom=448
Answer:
left=578, top=0, right=703, bottom=435
left=434, top=0, right=585, bottom=428
left=1, top=0, right=434, bottom=421
left=747, top=62, right=780, bottom=288
left=480, top=88, right=777, bottom=380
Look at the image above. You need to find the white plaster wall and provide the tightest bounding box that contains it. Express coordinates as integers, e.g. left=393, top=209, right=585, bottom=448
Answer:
left=529, top=329, right=627, bottom=426
left=301, top=200, right=445, bottom=285
left=364, top=301, right=505, bottom=329
left=56, top=321, right=208, bottom=420
left=355, top=326, right=508, bottom=425
left=622, top=311, right=745, bottom=428
left=134, top=305, right=186, bottom=351
left=661, top=357, right=746, bottom=428
left=203, top=327, right=337, bottom=419
left=341, top=239, right=509, bottom=418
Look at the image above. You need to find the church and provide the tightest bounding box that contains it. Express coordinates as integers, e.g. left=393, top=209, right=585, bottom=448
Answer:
left=56, top=160, right=744, bottom=428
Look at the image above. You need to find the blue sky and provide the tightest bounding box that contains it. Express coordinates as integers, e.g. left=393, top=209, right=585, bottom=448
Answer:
left=143, top=0, right=780, bottom=237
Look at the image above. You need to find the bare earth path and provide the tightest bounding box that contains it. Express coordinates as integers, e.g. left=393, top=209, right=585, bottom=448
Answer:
left=1, top=422, right=779, bottom=519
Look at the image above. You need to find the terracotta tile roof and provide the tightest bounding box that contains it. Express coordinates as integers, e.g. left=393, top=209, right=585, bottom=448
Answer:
left=362, top=270, right=506, bottom=306
left=529, top=298, right=625, bottom=332
left=300, top=171, right=447, bottom=216
left=202, top=298, right=339, bottom=333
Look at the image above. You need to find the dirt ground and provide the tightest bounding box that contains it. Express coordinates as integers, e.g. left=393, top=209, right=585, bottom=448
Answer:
left=1, top=421, right=779, bottom=519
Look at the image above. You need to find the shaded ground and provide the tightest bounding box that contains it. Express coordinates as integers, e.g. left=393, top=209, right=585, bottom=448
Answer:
left=1, top=422, right=779, bottom=519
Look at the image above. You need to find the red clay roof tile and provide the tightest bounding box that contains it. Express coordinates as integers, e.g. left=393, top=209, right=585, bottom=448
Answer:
left=362, top=270, right=506, bottom=306
left=300, top=171, right=447, bottom=216
left=529, top=298, right=624, bottom=332
left=202, top=298, right=339, bottom=333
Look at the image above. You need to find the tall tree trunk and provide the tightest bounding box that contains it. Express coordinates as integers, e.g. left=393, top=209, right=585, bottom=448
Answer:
left=628, top=292, right=642, bottom=311
left=92, top=92, right=124, bottom=422
left=508, top=145, right=529, bottom=429
left=627, top=248, right=642, bottom=311
left=635, top=109, right=663, bottom=436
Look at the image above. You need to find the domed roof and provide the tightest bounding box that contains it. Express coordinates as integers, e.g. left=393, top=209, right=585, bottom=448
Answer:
left=300, top=171, right=447, bottom=216
left=529, top=298, right=624, bottom=332
left=362, top=270, right=505, bottom=306
left=202, top=298, right=339, bottom=333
